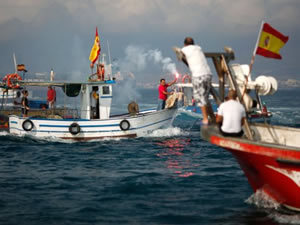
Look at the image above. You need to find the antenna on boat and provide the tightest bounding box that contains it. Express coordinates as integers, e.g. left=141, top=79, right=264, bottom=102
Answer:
left=107, top=40, right=112, bottom=65
left=107, top=40, right=112, bottom=80
left=13, top=53, right=17, bottom=73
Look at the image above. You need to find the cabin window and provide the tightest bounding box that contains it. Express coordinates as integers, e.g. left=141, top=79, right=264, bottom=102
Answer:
left=102, top=86, right=110, bottom=95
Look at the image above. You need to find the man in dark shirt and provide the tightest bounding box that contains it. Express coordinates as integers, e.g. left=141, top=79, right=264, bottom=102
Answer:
left=21, top=90, right=30, bottom=117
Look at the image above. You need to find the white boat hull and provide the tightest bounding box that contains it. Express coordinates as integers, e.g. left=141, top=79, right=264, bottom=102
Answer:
left=9, top=108, right=177, bottom=140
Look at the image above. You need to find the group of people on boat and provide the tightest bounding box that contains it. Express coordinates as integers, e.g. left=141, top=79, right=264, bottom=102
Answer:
left=9, top=85, right=56, bottom=117
left=157, top=36, right=245, bottom=137
left=157, top=37, right=212, bottom=124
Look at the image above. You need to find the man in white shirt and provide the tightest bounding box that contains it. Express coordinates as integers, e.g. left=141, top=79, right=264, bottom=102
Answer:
left=216, top=90, right=246, bottom=137
left=181, top=37, right=212, bottom=125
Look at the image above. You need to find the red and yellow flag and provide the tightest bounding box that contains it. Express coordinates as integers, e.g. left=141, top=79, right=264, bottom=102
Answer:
left=89, top=27, right=101, bottom=64
left=17, top=64, right=26, bottom=71
left=256, top=23, right=289, bottom=59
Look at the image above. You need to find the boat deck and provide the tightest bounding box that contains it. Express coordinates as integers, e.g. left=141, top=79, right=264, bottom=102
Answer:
left=201, top=123, right=300, bottom=151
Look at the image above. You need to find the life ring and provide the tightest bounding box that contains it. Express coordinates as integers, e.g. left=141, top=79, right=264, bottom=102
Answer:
left=182, top=74, right=191, bottom=83
left=69, top=123, right=81, bottom=135
left=2, top=74, right=10, bottom=82
left=3, top=73, right=22, bottom=88
left=22, top=119, right=34, bottom=131
left=119, top=119, right=130, bottom=131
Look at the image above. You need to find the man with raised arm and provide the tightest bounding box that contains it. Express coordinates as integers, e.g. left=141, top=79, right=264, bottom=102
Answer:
left=181, top=37, right=212, bottom=125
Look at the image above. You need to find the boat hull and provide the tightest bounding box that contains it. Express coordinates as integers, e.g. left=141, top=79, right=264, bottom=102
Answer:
left=201, top=124, right=300, bottom=211
left=9, top=108, right=177, bottom=140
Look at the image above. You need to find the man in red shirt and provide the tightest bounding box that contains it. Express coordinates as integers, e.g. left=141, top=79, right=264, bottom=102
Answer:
left=157, top=78, right=177, bottom=110
left=47, top=86, right=56, bottom=109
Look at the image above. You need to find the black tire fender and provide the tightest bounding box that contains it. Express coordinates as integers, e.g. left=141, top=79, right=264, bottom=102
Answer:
left=22, top=119, right=34, bottom=131
left=69, top=123, right=81, bottom=135
left=119, top=119, right=130, bottom=131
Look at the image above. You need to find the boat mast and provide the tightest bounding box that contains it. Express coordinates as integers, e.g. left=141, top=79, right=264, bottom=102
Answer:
left=13, top=53, right=17, bottom=73
left=107, top=40, right=112, bottom=80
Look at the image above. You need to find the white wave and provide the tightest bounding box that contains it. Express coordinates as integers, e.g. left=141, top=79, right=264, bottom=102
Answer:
left=246, top=189, right=300, bottom=224
left=0, top=131, right=9, bottom=136
left=22, top=134, right=76, bottom=144
left=269, top=212, right=300, bottom=225
left=177, top=108, right=203, bottom=118
left=270, top=107, right=300, bottom=112
left=22, top=134, right=126, bottom=143
left=145, top=126, right=189, bottom=137
left=245, top=189, right=280, bottom=210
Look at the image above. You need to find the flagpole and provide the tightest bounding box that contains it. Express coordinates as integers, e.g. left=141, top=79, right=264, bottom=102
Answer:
left=96, top=27, right=101, bottom=80
left=13, top=53, right=17, bottom=73
left=241, top=21, right=264, bottom=100
left=247, top=20, right=265, bottom=78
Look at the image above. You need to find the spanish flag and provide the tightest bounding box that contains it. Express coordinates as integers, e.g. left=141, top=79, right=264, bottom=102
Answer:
left=256, top=23, right=289, bottom=59
left=89, top=27, right=101, bottom=64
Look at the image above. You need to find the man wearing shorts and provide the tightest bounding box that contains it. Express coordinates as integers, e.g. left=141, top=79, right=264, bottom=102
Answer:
left=181, top=37, right=212, bottom=124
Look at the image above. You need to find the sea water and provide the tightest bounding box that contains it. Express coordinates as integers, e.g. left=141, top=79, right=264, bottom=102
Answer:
left=0, top=88, right=300, bottom=225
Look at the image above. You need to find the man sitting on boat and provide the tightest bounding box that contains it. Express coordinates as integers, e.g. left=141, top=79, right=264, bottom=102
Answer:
left=157, top=78, right=177, bottom=110
left=216, top=90, right=246, bottom=137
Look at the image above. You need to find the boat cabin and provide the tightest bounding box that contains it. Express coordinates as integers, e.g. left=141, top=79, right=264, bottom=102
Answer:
left=80, top=81, right=114, bottom=120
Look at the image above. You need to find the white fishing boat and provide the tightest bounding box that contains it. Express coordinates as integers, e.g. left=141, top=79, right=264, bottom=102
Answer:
left=8, top=78, right=178, bottom=140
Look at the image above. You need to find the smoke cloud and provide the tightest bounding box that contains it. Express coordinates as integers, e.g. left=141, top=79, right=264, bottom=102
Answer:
left=119, top=45, right=177, bottom=75
left=112, top=44, right=178, bottom=110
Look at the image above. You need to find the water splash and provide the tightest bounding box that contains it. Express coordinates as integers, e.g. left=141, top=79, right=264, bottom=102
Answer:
left=177, top=108, right=203, bottom=118
left=145, top=127, right=189, bottom=137
left=246, top=189, right=280, bottom=210
left=269, top=212, right=300, bottom=225
left=246, top=189, right=300, bottom=224
left=0, top=131, right=9, bottom=136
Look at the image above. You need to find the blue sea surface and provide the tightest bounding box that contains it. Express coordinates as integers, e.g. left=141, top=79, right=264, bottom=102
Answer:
left=1, top=88, right=300, bottom=225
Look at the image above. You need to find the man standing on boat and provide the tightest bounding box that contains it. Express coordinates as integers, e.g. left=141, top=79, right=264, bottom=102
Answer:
left=90, top=87, right=99, bottom=119
left=47, top=86, right=56, bottom=109
left=21, top=90, right=30, bottom=117
left=157, top=78, right=177, bottom=110
left=216, top=90, right=246, bottom=137
left=181, top=37, right=212, bottom=125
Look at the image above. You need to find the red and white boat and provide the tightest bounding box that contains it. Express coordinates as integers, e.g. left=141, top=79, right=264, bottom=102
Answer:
left=201, top=123, right=300, bottom=211
left=174, top=47, right=300, bottom=211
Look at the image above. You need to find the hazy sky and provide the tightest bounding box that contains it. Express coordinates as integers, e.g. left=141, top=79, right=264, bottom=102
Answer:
left=0, top=0, right=299, bottom=82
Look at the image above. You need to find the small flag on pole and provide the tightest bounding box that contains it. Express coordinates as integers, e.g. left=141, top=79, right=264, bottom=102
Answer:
left=89, top=27, right=101, bottom=65
left=256, top=23, right=289, bottom=59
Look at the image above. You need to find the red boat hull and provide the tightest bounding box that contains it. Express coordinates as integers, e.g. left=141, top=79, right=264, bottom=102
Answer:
left=210, top=135, right=300, bottom=211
